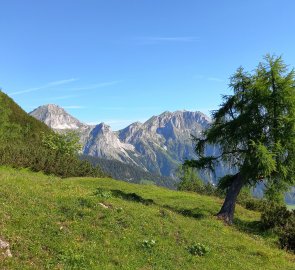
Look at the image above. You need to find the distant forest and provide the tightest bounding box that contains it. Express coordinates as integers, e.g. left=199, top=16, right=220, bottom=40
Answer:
left=81, top=155, right=178, bottom=189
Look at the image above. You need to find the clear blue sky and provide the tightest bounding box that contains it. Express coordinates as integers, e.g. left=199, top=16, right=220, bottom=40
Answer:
left=1, top=0, right=295, bottom=130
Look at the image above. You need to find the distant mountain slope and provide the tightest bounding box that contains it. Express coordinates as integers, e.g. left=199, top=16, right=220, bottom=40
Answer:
left=29, top=104, right=95, bottom=146
left=117, top=111, right=217, bottom=177
left=82, top=155, right=178, bottom=189
left=30, top=105, right=229, bottom=182
left=83, top=123, right=138, bottom=165
left=30, top=104, right=87, bottom=130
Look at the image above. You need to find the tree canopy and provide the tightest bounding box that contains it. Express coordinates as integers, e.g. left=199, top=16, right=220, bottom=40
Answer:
left=185, top=55, right=295, bottom=223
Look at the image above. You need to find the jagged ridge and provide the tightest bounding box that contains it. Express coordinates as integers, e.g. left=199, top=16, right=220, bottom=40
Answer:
left=30, top=105, right=229, bottom=182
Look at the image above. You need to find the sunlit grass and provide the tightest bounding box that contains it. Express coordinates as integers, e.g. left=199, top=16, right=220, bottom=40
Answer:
left=0, top=167, right=294, bottom=269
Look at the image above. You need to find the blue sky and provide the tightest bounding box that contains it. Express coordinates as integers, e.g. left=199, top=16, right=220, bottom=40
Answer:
left=1, top=0, right=295, bottom=130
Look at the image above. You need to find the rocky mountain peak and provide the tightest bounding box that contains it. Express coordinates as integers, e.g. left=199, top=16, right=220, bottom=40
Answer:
left=30, top=104, right=87, bottom=130
left=90, top=122, right=112, bottom=137
left=142, top=110, right=210, bottom=134
left=118, top=121, right=143, bottom=141
left=30, top=104, right=223, bottom=181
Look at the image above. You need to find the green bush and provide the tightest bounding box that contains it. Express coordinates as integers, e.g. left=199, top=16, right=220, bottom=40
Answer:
left=237, top=188, right=265, bottom=211
left=94, top=188, right=113, bottom=199
left=176, top=165, right=223, bottom=197
left=0, top=144, right=104, bottom=178
left=278, top=215, right=295, bottom=251
left=187, top=243, right=210, bottom=256
left=261, top=203, right=295, bottom=252
left=243, top=199, right=265, bottom=211
left=261, top=204, right=292, bottom=229
left=177, top=165, right=204, bottom=192
left=42, top=131, right=82, bottom=156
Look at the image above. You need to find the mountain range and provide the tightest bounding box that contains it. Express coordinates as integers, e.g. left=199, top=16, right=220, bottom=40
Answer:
left=30, top=104, right=229, bottom=183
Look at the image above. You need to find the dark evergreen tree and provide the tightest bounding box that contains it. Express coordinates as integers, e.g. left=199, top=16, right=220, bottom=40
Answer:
left=185, top=55, right=295, bottom=223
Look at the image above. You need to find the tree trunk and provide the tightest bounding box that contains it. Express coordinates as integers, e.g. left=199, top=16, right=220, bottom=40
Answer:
left=217, top=172, right=244, bottom=224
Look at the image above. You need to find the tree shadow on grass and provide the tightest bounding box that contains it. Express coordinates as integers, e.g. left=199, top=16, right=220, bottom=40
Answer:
left=110, top=189, right=206, bottom=219
left=163, top=205, right=207, bottom=219
left=233, top=218, right=265, bottom=236
left=95, top=189, right=267, bottom=227
left=111, top=189, right=155, bottom=205
left=105, top=189, right=273, bottom=237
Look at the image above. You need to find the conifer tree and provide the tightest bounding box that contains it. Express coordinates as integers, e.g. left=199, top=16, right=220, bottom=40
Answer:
left=186, top=55, right=295, bottom=223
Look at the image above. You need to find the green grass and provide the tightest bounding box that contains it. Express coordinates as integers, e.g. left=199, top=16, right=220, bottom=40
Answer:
left=287, top=205, right=295, bottom=210
left=0, top=167, right=294, bottom=269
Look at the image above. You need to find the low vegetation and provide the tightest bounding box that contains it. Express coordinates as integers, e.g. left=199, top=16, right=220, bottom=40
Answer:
left=0, top=167, right=294, bottom=269
left=261, top=204, right=295, bottom=251
left=0, top=91, right=105, bottom=178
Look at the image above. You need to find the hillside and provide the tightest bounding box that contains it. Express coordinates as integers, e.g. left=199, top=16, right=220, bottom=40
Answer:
left=0, top=91, right=51, bottom=140
left=0, top=91, right=104, bottom=178
left=0, top=167, right=294, bottom=269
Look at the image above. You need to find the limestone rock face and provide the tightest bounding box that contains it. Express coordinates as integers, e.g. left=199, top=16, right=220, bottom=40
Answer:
left=83, top=123, right=138, bottom=166
left=29, top=104, right=94, bottom=147
left=30, top=106, right=231, bottom=182
left=30, top=104, right=87, bottom=130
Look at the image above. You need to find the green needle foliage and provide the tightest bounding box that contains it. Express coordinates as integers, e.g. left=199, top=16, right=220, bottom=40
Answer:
left=186, top=55, right=295, bottom=223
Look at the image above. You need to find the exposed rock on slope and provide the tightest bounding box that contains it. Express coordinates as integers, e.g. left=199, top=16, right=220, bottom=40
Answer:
left=30, top=104, right=87, bottom=130
left=83, top=123, right=138, bottom=165
left=118, top=111, right=211, bottom=176
left=29, top=104, right=93, bottom=146
left=30, top=106, right=229, bottom=182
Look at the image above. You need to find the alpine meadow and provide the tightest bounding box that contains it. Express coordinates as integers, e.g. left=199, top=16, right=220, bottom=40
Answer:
left=1, top=1, right=295, bottom=269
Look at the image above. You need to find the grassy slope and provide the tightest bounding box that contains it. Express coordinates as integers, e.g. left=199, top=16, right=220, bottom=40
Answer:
left=0, top=91, right=50, bottom=138
left=0, top=167, right=294, bottom=270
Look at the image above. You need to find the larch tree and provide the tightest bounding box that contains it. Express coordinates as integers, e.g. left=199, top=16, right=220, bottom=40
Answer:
left=185, top=55, right=295, bottom=224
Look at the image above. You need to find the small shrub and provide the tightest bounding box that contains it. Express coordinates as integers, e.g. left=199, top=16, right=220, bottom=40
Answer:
left=94, top=188, right=112, bottom=199
left=203, top=183, right=220, bottom=196
left=243, top=199, right=264, bottom=211
left=116, top=207, right=123, bottom=213
left=278, top=215, right=295, bottom=251
left=142, top=239, right=156, bottom=250
left=235, top=187, right=265, bottom=211
left=177, top=165, right=204, bottom=192
left=261, top=203, right=292, bottom=229
left=187, top=242, right=210, bottom=256
left=261, top=203, right=295, bottom=252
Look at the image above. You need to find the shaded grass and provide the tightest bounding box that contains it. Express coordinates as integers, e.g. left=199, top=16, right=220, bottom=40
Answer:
left=0, top=167, right=294, bottom=269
